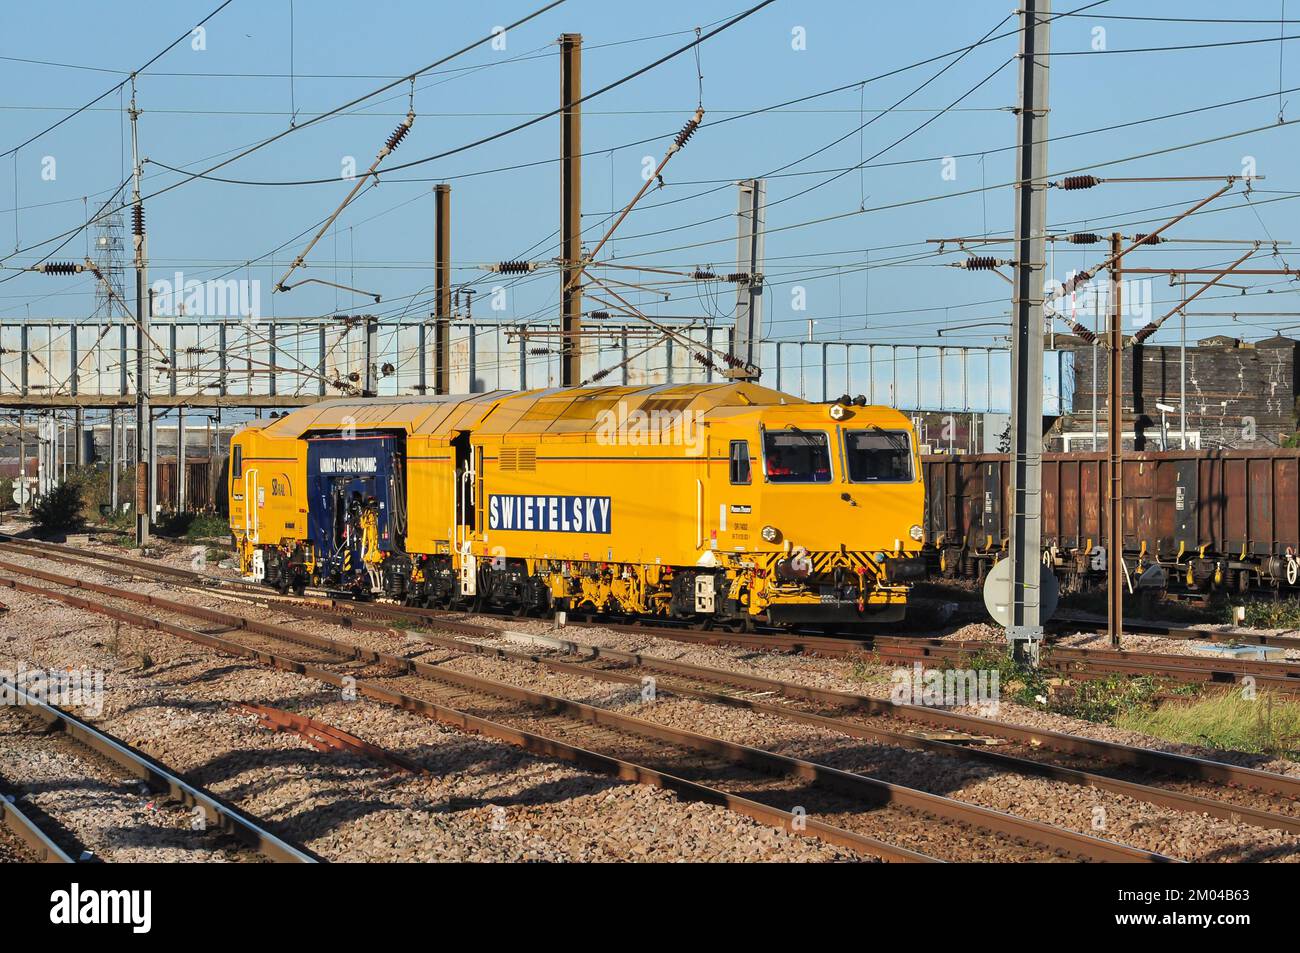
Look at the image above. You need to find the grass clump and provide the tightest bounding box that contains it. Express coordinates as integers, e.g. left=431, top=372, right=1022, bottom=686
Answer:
left=940, top=646, right=1189, bottom=725
left=155, top=511, right=230, bottom=541
left=184, top=513, right=230, bottom=541
left=943, top=646, right=1052, bottom=709
left=1117, top=690, right=1300, bottom=761
left=1047, top=672, right=1175, bottom=723
left=103, top=508, right=134, bottom=532
left=848, top=655, right=887, bottom=685
left=1231, top=599, right=1300, bottom=630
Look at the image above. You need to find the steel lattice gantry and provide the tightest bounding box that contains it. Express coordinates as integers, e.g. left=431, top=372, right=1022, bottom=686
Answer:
left=0, top=315, right=1068, bottom=414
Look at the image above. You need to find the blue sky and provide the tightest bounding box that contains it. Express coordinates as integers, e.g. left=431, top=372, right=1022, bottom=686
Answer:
left=2, top=0, right=1298, bottom=361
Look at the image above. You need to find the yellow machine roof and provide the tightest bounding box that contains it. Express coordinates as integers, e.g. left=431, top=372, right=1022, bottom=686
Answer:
left=260, top=391, right=511, bottom=438
left=478, top=381, right=800, bottom=435
left=259, top=382, right=807, bottom=439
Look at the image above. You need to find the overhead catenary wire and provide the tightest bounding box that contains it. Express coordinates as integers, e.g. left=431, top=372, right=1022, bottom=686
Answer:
left=474, top=15, right=1025, bottom=280
left=0, top=16, right=742, bottom=80
left=143, top=0, right=778, bottom=189
left=1, top=0, right=775, bottom=314
left=0, top=1, right=572, bottom=269
left=0, top=0, right=236, bottom=159
left=601, top=117, right=1300, bottom=263
left=10, top=0, right=1300, bottom=382
left=4, top=0, right=1256, bottom=283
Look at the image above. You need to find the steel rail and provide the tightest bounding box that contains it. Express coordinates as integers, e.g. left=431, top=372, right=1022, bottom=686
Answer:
left=191, top=591, right=1300, bottom=800
left=0, top=535, right=261, bottom=592
left=4, top=539, right=1298, bottom=798
left=0, top=788, right=74, bottom=863
left=0, top=564, right=1175, bottom=862
left=447, top=629, right=1300, bottom=834
left=0, top=571, right=930, bottom=862
left=858, top=635, right=1300, bottom=692
left=560, top=621, right=1300, bottom=694
left=1052, top=610, right=1300, bottom=651
left=14, top=536, right=1297, bottom=687
left=0, top=674, right=316, bottom=863
left=12, top=541, right=1300, bottom=846
left=365, top=621, right=1300, bottom=834
left=189, top=583, right=1300, bottom=825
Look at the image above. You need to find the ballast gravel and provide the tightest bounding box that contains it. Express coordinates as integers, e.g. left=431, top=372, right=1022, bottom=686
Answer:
left=6, top=526, right=1300, bottom=861
left=0, top=537, right=852, bottom=863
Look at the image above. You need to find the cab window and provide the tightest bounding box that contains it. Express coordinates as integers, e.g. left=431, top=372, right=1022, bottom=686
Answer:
left=231, top=445, right=243, bottom=480
left=729, top=440, right=751, bottom=485
left=762, top=430, right=832, bottom=483
left=844, top=429, right=913, bottom=482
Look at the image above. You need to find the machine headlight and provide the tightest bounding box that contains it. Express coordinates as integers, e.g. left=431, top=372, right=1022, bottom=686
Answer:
left=761, top=525, right=780, bottom=543
left=828, top=403, right=847, bottom=421
left=909, top=524, right=924, bottom=542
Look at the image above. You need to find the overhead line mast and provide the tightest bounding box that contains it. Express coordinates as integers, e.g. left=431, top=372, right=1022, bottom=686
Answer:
left=560, top=33, right=583, bottom=386
left=434, top=184, right=452, bottom=396
left=130, top=78, right=151, bottom=546
left=1005, top=0, right=1051, bottom=663
left=729, top=178, right=765, bottom=381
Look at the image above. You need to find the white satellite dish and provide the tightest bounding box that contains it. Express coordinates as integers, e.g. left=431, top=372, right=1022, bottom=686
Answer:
left=982, top=558, right=1060, bottom=627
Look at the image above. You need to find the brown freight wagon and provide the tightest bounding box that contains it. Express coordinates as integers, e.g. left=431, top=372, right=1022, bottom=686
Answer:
left=922, top=450, right=1300, bottom=593
left=154, top=457, right=218, bottom=513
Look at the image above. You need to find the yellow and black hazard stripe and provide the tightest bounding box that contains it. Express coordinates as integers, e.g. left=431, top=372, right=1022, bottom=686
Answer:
left=753, top=550, right=882, bottom=574
left=805, top=550, right=879, bottom=574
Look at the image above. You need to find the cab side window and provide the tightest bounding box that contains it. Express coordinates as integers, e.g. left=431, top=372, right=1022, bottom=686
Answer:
left=729, top=440, right=751, bottom=485
left=231, top=445, right=243, bottom=480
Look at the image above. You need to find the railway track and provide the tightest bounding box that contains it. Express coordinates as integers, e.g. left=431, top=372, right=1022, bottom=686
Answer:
left=308, top=603, right=1300, bottom=832
left=314, top=585, right=1300, bottom=688
left=0, top=777, right=74, bottom=863
left=10, top=538, right=1300, bottom=858
left=253, top=596, right=1300, bottom=834
left=540, top=616, right=1300, bottom=694
left=8, top=533, right=1297, bottom=681
left=866, top=634, right=1300, bottom=693
left=0, top=555, right=1175, bottom=862
left=12, top=538, right=1300, bottom=858
left=1052, top=611, right=1300, bottom=652
left=0, top=675, right=315, bottom=864
left=470, top=631, right=1300, bottom=831
left=211, top=587, right=1300, bottom=694
left=9, top=538, right=1300, bottom=847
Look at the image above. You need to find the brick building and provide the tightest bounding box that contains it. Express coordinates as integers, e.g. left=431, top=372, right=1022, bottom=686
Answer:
left=1052, top=333, right=1300, bottom=451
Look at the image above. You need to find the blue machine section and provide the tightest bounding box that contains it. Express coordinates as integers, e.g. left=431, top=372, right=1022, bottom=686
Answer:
left=306, top=434, right=404, bottom=582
